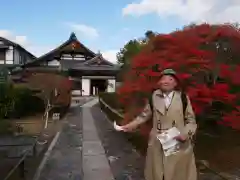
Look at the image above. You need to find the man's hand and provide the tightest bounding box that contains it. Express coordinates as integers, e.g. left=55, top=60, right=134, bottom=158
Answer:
left=174, top=135, right=187, bottom=142
left=121, top=123, right=138, bottom=132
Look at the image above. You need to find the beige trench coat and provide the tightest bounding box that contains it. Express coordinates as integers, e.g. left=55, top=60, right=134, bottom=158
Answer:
left=135, top=90, right=197, bottom=180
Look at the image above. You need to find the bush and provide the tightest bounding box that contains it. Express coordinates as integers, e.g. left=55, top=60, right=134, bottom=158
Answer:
left=0, top=120, right=12, bottom=134
left=13, top=87, right=45, bottom=118
left=0, top=83, right=15, bottom=119
left=99, top=92, right=124, bottom=111
left=0, top=83, right=45, bottom=119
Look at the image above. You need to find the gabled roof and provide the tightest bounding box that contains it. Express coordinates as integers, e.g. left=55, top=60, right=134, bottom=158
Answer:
left=0, top=37, right=36, bottom=59
left=60, top=53, right=119, bottom=71
left=81, top=54, right=115, bottom=66
left=25, top=32, right=96, bottom=66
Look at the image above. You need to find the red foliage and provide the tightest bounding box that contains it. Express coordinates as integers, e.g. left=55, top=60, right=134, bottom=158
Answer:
left=118, top=24, right=240, bottom=133
left=27, top=72, right=72, bottom=107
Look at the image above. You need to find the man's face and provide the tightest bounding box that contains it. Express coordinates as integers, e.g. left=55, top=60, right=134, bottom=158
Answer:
left=157, top=75, right=177, bottom=92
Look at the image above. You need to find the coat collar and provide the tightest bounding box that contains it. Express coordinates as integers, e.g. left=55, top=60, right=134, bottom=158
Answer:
left=154, top=89, right=174, bottom=97
left=163, top=91, right=174, bottom=99
left=153, top=89, right=179, bottom=115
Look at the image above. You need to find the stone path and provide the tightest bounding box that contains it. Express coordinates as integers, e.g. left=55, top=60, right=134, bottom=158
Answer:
left=82, top=98, right=114, bottom=180
left=34, top=97, right=230, bottom=180
left=36, top=106, right=83, bottom=180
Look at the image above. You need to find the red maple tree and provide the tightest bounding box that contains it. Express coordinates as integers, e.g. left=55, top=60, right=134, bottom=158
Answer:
left=118, top=24, right=240, bottom=131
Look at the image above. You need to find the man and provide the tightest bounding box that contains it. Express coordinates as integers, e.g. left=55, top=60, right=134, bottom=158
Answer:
left=121, top=69, right=197, bottom=180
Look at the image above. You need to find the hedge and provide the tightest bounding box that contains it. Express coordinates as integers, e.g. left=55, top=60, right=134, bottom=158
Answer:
left=99, top=92, right=124, bottom=112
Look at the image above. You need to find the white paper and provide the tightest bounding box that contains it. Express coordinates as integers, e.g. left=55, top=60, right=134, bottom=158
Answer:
left=164, top=145, right=180, bottom=156
left=161, top=139, right=179, bottom=150
left=157, top=127, right=180, bottom=144
left=113, top=121, right=124, bottom=131
left=156, top=127, right=181, bottom=156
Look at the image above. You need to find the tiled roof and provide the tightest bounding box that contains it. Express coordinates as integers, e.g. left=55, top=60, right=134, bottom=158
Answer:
left=25, top=32, right=96, bottom=66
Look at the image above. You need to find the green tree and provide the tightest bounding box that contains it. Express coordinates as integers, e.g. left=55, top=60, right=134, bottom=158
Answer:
left=144, top=30, right=157, bottom=42
left=116, top=30, right=157, bottom=82
left=117, top=39, right=143, bottom=65
left=117, top=30, right=157, bottom=66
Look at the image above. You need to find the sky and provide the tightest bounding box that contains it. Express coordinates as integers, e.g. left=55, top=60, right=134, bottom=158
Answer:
left=0, top=0, right=239, bottom=63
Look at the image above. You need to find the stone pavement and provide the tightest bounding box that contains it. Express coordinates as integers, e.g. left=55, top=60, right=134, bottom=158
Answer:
left=82, top=98, right=114, bottom=180
left=34, top=98, right=114, bottom=180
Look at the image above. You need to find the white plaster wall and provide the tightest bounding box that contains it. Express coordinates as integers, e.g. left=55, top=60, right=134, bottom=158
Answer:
left=61, top=54, right=85, bottom=60
left=14, top=48, right=22, bottom=64
left=82, top=78, right=90, bottom=96
left=48, top=59, right=60, bottom=66
left=6, top=46, right=13, bottom=64
left=107, top=79, right=116, bottom=92
left=71, top=90, right=81, bottom=96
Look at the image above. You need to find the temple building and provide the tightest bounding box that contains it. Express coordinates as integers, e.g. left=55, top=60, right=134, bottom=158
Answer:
left=13, top=32, right=119, bottom=96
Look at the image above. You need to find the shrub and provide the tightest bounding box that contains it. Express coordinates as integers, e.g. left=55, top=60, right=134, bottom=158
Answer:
left=12, top=87, right=45, bottom=118
left=99, top=92, right=124, bottom=111
left=0, top=83, right=45, bottom=119
left=0, top=83, right=15, bottom=119
left=0, top=120, right=13, bottom=134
